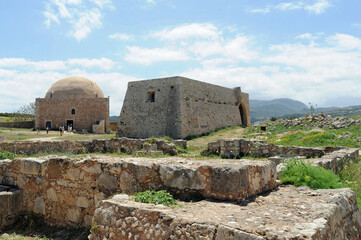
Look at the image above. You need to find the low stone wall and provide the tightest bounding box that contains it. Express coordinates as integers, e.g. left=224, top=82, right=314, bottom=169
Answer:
left=0, top=156, right=277, bottom=227
left=109, top=122, right=117, bottom=132
left=202, top=138, right=342, bottom=159
left=0, top=185, right=23, bottom=230
left=0, top=138, right=187, bottom=156
left=202, top=139, right=360, bottom=174
left=89, top=186, right=361, bottom=240
left=0, top=120, right=34, bottom=129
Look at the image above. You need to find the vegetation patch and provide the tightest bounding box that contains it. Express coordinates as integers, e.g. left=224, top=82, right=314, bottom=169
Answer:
left=341, top=157, right=361, bottom=208
left=134, top=190, right=177, bottom=206
left=280, top=159, right=343, bottom=190
left=0, top=151, right=15, bottom=160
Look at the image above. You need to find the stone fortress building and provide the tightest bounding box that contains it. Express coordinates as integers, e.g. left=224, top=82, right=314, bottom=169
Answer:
left=35, top=76, right=110, bottom=133
left=117, top=76, right=250, bottom=139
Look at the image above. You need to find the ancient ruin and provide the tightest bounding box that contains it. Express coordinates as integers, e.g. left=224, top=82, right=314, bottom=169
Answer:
left=117, top=76, right=251, bottom=139
left=35, top=76, right=110, bottom=133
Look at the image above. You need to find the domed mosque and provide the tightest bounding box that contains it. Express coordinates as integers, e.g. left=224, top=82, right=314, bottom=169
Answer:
left=35, top=76, right=110, bottom=133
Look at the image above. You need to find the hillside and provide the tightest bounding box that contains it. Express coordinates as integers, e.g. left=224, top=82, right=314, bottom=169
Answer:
left=250, top=98, right=308, bottom=123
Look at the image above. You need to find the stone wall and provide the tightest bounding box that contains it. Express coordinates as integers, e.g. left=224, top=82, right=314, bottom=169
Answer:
left=89, top=186, right=361, bottom=240
left=0, top=120, right=34, bottom=129
left=0, top=138, right=186, bottom=156
left=0, top=185, right=23, bottom=229
left=202, top=138, right=359, bottom=174
left=202, top=138, right=342, bottom=159
left=0, top=156, right=277, bottom=227
left=117, top=76, right=250, bottom=139
left=35, top=98, right=110, bottom=133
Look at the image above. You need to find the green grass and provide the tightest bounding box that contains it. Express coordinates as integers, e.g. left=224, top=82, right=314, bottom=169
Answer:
left=280, top=159, right=343, bottom=189
left=0, top=151, right=16, bottom=160
left=134, top=190, right=177, bottom=206
left=245, top=122, right=361, bottom=148
left=341, top=158, right=361, bottom=208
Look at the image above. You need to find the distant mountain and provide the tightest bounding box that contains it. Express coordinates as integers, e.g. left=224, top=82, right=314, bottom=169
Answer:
left=110, top=116, right=118, bottom=122
left=315, top=105, right=361, bottom=117
left=250, top=98, right=308, bottom=123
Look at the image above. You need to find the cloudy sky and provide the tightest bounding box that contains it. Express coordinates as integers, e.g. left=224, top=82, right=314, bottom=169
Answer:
left=1, top=0, right=361, bottom=115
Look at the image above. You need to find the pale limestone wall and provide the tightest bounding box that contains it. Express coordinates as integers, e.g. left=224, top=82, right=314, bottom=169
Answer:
left=35, top=98, right=109, bottom=133
left=117, top=76, right=251, bottom=139
left=117, top=77, right=182, bottom=139
left=89, top=186, right=361, bottom=240
left=0, top=157, right=277, bottom=227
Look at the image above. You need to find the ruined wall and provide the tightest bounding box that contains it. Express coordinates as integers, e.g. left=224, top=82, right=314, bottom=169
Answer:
left=202, top=138, right=359, bottom=174
left=117, top=76, right=250, bottom=139
left=0, top=138, right=186, bottom=156
left=0, top=185, right=23, bottom=229
left=90, top=186, right=361, bottom=240
left=35, top=98, right=109, bottom=133
left=0, top=157, right=277, bottom=227
left=0, top=121, right=34, bottom=129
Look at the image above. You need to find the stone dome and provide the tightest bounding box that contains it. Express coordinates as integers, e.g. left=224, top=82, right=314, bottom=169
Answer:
left=45, top=76, right=104, bottom=99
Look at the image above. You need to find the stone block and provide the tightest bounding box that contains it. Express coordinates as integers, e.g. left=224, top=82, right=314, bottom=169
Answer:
left=160, top=165, right=206, bottom=190
left=19, top=158, right=44, bottom=175
left=98, top=173, right=117, bottom=193
left=34, top=197, right=45, bottom=215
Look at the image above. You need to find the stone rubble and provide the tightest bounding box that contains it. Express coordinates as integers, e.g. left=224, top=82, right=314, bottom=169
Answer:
left=266, top=114, right=361, bottom=129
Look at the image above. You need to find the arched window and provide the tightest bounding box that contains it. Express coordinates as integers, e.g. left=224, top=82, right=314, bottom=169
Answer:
left=71, top=109, right=76, bottom=115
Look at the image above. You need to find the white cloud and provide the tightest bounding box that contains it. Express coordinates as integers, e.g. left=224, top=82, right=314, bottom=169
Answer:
left=43, top=0, right=114, bottom=41
left=327, top=33, right=361, bottom=51
left=124, top=46, right=189, bottom=65
left=250, top=0, right=332, bottom=15
left=249, top=7, right=271, bottom=14
left=276, top=2, right=303, bottom=11
left=304, top=0, right=332, bottom=14
left=67, top=58, right=119, bottom=70
left=150, top=23, right=220, bottom=41
left=108, top=33, right=133, bottom=41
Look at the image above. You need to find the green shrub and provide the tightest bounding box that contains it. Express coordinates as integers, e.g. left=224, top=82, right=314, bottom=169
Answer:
left=134, top=190, right=177, bottom=206
left=0, top=151, right=15, bottom=160
left=280, top=159, right=342, bottom=190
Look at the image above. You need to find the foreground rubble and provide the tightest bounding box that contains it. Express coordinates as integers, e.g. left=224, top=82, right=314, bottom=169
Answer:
left=90, top=186, right=361, bottom=240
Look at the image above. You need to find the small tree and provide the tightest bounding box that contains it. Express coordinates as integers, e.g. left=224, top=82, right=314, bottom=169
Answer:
left=11, top=102, right=36, bottom=122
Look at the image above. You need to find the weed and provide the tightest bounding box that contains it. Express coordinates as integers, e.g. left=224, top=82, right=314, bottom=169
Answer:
left=0, top=151, right=15, bottom=160
left=280, top=159, right=343, bottom=190
left=134, top=190, right=177, bottom=206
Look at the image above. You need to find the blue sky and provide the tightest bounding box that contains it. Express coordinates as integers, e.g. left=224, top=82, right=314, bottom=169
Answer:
left=1, top=0, right=361, bottom=115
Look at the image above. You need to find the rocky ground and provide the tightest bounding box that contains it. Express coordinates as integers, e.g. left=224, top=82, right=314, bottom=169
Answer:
left=266, top=114, right=361, bottom=129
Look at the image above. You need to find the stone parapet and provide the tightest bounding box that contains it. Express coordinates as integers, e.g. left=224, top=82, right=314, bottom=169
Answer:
left=89, top=186, right=361, bottom=240
left=0, top=138, right=187, bottom=156
left=0, top=156, right=277, bottom=227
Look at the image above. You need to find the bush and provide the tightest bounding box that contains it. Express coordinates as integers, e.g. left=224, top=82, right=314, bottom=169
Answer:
left=341, top=158, right=361, bottom=208
left=0, top=151, right=15, bottom=160
left=134, top=190, right=177, bottom=206
left=280, top=159, right=342, bottom=190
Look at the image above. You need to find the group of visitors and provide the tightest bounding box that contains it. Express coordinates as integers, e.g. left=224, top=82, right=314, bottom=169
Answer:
left=59, top=124, right=73, bottom=136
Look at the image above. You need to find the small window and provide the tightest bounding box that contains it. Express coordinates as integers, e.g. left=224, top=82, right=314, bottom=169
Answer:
left=147, top=90, right=155, bottom=102
left=71, top=109, right=76, bottom=115
left=50, top=93, right=53, bottom=99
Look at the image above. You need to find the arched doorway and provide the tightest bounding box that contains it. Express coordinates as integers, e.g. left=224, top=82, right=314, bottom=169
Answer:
left=239, top=103, right=248, bottom=126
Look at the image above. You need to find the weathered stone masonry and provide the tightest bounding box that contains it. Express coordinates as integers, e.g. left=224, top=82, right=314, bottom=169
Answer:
left=117, top=76, right=251, bottom=139
left=202, top=138, right=359, bottom=174
left=0, top=156, right=277, bottom=227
